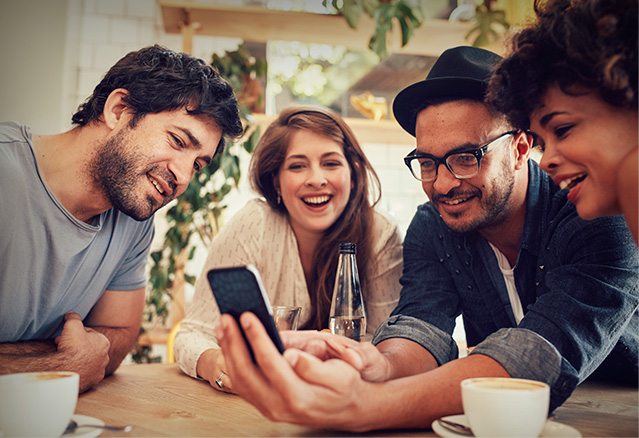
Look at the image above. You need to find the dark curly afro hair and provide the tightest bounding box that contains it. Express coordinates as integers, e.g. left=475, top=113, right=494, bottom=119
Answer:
left=487, top=0, right=637, bottom=130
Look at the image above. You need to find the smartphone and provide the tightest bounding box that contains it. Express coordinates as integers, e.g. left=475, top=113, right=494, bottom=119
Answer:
left=207, top=265, right=285, bottom=362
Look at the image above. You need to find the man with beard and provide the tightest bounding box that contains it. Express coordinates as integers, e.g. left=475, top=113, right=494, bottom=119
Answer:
left=212, top=46, right=638, bottom=431
left=0, top=45, right=243, bottom=392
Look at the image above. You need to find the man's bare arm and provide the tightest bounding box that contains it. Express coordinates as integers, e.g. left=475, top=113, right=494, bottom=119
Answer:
left=0, top=342, right=61, bottom=375
left=84, top=288, right=145, bottom=375
left=0, top=340, right=57, bottom=355
left=0, top=313, right=110, bottom=392
left=376, top=337, right=439, bottom=378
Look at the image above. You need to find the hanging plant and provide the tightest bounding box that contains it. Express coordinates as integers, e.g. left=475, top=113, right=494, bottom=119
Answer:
left=324, top=0, right=425, bottom=59
left=466, top=0, right=510, bottom=47
left=325, top=0, right=510, bottom=58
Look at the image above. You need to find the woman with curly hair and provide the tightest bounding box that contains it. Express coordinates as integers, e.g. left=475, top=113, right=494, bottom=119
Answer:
left=174, top=106, right=403, bottom=393
left=488, top=0, right=637, bottom=244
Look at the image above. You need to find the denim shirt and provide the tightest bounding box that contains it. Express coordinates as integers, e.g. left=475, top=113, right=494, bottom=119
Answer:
left=373, top=160, right=638, bottom=411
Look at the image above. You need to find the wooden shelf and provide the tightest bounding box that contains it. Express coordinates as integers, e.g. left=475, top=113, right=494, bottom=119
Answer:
left=159, top=0, right=478, bottom=56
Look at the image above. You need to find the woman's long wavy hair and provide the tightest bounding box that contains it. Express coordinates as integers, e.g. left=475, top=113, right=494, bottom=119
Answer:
left=488, top=0, right=637, bottom=131
left=249, top=106, right=381, bottom=330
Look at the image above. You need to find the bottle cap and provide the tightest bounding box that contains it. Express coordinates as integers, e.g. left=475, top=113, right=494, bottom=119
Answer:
left=338, top=242, right=356, bottom=254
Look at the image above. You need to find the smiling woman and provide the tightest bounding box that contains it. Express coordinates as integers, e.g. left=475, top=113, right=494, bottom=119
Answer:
left=530, top=86, right=637, bottom=221
left=276, top=129, right=353, bottom=241
left=173, top=106, right=403, bottom=394
left=488, top=0, right=638, bottom=244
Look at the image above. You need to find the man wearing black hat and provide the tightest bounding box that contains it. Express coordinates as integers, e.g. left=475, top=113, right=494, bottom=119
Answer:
left=213, top=46, right=638, bottom=432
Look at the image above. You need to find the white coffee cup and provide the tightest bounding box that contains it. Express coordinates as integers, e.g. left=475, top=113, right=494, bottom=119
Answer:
left=461, top=377, right=550, bottom=438
left=0, top=371, right=79, bottom=437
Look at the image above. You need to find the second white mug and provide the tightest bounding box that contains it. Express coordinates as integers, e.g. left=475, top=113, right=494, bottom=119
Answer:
left=461, top=377, right=550, bottom=438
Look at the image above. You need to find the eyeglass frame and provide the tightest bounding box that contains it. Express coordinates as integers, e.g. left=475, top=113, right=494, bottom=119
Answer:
left=403, top=131, right=518, bottom=182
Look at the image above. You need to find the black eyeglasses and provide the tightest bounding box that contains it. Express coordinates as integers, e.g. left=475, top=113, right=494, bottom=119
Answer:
left=404, top=131, right=517, bottom=182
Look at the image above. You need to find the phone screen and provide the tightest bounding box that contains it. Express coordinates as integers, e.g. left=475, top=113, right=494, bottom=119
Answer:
left=207, top=265, right=285, bottom=362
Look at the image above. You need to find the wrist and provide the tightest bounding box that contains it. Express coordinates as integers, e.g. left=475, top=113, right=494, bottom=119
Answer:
left=196, top=348, right=219, bottom=382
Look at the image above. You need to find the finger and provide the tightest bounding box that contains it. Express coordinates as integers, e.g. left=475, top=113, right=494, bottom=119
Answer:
left=280, top=330, right=325, bottom=348
left=240, top=312, right=294, bottom=378
left=340, top=346, right=364, bottom=370
left=213, top=371, right=234, bottom=394
left=324, top=336, right=347, bottom=356
left=217, top=314, right=268, bottom=395
left=59, top=313, right=85, bottom=341
left=237, top=313, right=310, bottom=401
left=237, top=316, right=367, bottom=427
left=65, top=311, right=82, bottom=322
left=218, top=313, right=303, bottom=419
left=215, top=354, right=227, bottom=377
left=286, top=349, right=358, bottom=392
left=348, top=343, right=390, bottom=382
left=281, top=330, right=358, bottom=361
left=217, top=314, right=254, bottom=369
left=212, top=352, right=231, bottom=393
left=90, top=330, right=111, bottom=349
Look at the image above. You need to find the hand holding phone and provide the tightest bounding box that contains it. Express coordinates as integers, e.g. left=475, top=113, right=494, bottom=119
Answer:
left=207, top=265, right=285, bottom=362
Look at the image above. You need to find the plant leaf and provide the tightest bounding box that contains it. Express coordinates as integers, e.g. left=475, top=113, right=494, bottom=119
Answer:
left=361, top=0, right=377, bottom=17
left=340, top=0, right=363, bottom=28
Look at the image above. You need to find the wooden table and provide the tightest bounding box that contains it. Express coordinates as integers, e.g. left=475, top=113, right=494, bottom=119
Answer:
left=76, top=363, right=638, bottom=437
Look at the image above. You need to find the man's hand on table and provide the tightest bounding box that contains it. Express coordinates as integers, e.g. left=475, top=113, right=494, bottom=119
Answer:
left=0, top=312, right=110, bottom=393
left=56, top=312, right=110, bottom=392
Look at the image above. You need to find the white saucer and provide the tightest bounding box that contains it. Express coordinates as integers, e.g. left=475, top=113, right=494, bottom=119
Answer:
left=432, top=414, right=582, bottom=438
left=62, top=414, right=105, bottom=438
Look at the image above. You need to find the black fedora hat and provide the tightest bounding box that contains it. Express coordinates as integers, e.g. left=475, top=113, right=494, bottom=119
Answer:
left=392, top=46, right=502, bottom=136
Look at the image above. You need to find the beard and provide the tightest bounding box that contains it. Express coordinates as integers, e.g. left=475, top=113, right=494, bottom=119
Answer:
left=89, top=127, right=176, bottom=221
left=431, top=154, right=516, bottom=234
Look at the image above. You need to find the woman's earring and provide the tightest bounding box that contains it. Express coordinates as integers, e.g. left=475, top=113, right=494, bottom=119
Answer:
left=277, top=195, right=282, bottom=205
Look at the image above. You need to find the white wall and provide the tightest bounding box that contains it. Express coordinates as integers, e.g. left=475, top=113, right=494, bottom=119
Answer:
left=0, top=0, right=78, bottom=134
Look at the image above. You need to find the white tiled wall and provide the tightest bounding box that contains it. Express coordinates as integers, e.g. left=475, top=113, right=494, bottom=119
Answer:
left=68, top=0, right=242, bottom=130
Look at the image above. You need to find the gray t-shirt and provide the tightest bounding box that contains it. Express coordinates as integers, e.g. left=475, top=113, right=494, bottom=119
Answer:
left=0, top=121, right=155, bottom=341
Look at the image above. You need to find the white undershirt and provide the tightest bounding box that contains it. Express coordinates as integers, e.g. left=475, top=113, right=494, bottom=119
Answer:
left=488, top=242, right=525, bottom=324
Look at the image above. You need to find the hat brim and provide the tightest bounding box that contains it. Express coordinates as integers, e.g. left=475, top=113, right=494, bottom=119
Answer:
left=392, top=77, right=488, bottom=137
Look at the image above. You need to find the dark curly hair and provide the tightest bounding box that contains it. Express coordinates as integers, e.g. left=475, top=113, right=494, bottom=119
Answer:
left=72, top=45, right=243, bottom=155
left=487, top=0, right=637, bottom=130
left=249, top=106, right=381, bottom=330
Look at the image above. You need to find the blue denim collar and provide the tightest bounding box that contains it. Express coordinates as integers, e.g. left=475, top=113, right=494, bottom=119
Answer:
left=520, top=160, right=559, bottom=259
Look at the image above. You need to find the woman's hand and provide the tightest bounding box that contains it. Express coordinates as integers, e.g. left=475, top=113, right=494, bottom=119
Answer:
left=213, top=350, right=235, bottom=393
left=196, top=348, right=235, bottom=394
left=280, top=330, right=393, bottom=382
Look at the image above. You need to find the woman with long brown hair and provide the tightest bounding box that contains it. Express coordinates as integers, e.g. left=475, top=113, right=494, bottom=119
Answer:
left=174, top=106, right=403, bottom=393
